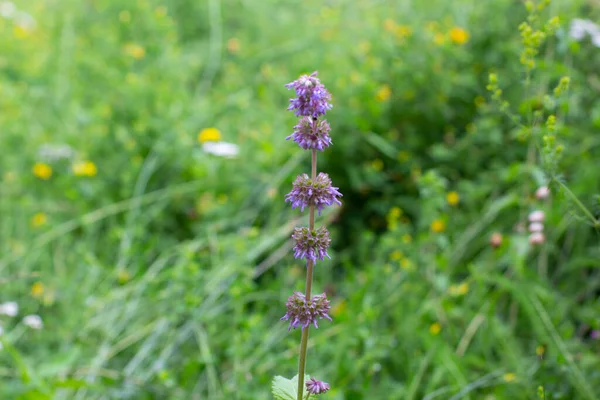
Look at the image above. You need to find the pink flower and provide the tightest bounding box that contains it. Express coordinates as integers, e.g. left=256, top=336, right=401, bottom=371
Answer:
left=490, top=232, right=503, bottom=248
left=529, top=232, right=545, bottom=245
left=528, top=210, right=545, bottom=223
left=535, top=186, right=550, bottom=200
left=528, top=222, right=544, bottom=232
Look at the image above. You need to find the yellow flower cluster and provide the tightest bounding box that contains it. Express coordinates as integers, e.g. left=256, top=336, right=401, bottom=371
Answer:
left=430, top=219, right=445, bottom=233
left=448, top=282, right=469, bottom=296
left=31, top=212, right=47, bottom=228
left=73, top=161, right=98, bottom=177
left=198, top=127, right=222, bottom=143
left=33, top=163, right=52, bottom=180
left=124, top=43, right=146, bottom=59
left=31, top=282, right=45, bottom=298
left=446, top=191, right=460, bottom=206
left=375, top=84, right=391, bottom=102
left=430, top=26, right=470, bottom=46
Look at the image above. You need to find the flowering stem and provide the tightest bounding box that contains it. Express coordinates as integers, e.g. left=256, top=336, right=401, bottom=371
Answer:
left=297, top=149, right=317, bottom=400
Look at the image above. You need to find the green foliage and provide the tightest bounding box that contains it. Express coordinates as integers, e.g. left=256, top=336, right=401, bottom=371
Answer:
left=272, top=375, right=314, bottom=400
left=1, top=0, right=600, bottom=399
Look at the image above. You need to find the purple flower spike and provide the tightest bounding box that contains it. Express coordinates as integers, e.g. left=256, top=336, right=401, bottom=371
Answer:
left=306, top=377, right=330, bottom=395
left=292, top=226, right=331, bottom=263
left=285, top=173, right=342, bottom=215
left=287, top=117, right=332, bottom=151
left=285, top=72, right=332, bottom=118
left=281, top=292, right=332, bottom=331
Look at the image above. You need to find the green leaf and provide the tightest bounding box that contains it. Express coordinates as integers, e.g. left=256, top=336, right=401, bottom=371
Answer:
left=271, top=375, right=314, bottom=400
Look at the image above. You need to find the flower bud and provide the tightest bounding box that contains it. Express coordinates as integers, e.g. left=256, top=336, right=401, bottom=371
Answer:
left=528, top=210, right=545, bottom=223
left=490, top=232, right=503, bottom=248
left=306, top=377, right=330, bottom=395
left=535, top=186, right=550, bottom=200
left=529, top=232, right=545, bottom=245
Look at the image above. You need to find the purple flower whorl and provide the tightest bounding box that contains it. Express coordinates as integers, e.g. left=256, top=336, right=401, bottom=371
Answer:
left=286, top=117, right=332, bottom=151
left=291, top=226, right=331, bottom=263
left=280, top=292, right=332, bottom=331
left=285, top=173, right=342, bottom=215
left=285, top=72, right=332, bottom=118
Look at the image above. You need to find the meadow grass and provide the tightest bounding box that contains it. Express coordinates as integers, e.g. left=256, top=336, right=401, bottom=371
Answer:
left=1, top=0, right=600, bottom=399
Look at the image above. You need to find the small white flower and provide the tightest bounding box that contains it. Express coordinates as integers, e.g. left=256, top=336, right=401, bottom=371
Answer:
left=568, top=19, right=600, bottom=48
left=37, top=144, right=75, bottom=161
left=529, top=232, right=545, bottom=245
left=592, top=33, right=600, bottom=48
left=202, top=141, right=239, bottom=158
left=23, top=315, right=43, bottom=330
left=528, top=210, right=545, bottom=223
left=528, top=222, right=544, bottom=232
left=14, top=11, right=36, bottom=30
left=0, top=301, right=18, bottom=317
left=0, top=1, right=16, bottom=19
left=535, top=186, right=550, bottom=200
left=569, top=19, right=591, bottom=40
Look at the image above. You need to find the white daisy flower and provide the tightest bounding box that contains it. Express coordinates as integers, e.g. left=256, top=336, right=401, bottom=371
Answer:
left=0, top=2, right=16, bottom=19
left=0, top=301, right=18, bottom=317
left=23, top=315, right=43, bottom=330
left=202, top=141, right=240, bottom=158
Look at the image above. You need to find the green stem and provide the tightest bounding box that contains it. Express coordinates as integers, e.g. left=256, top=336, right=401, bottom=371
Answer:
left=554, top=179, right=599, bottom=227
left=297, top=149, right=317, bottom=400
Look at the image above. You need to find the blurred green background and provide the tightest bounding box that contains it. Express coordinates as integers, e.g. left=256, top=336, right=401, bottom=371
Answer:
left=2, top=0, right=600, bottom=398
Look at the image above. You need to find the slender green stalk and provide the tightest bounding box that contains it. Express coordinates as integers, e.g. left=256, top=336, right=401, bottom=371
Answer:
left=554, top=179, right=599, bottom=228
left=297, top=149, right=317, bottom=400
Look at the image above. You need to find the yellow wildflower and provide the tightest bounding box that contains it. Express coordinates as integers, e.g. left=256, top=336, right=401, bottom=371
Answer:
left=400, top=258, right=414, bottom=271
left=536, top=345, right=545, bottom=357
left=402, top=234, right=412, bottom=244
left=118, top=270, right=130, bottom=284
left=429, top=322, right=441, bottom=335
left=198, top=127, right=222, bottom=143
left=449, top=27, right=469, bottom=45
left=395, top=25, right=412, bottom=38
left=433, top=32, right=446, bottom=45
left=33, top=163, right=52, bottom=180
left=371, top=159, right=384, bottom=171
left=390, top=250, right=404, bottom=261
left=375, top=84, right=392, bottom=102
left=431, top=219, right=446, bottom=233
left=503, top=373, right=516, bottom=383
left=124, top=43, right=146, bottom=59
left=14, top=25, right=32, bottom=39
left=227, top=38, right=240, bottom=53
left=449, top=282, right=469, bottom=296
left=447, top=191, right=460, bottom=206
left=31, top=212, right=47, bottom=228
left=389, top=207, right=402, bottom=219
left=31, top=282, right=44, bottom=298
left=72, top=161, right=97, bottom=177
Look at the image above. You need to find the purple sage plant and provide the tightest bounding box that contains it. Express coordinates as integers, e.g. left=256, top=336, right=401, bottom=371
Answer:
left=272, top=72, right=340, bottom=399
